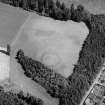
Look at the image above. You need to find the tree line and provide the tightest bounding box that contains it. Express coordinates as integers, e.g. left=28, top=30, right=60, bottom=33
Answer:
left=1, top=0, right=72, bottom=20
left=0, top=0, right=91, bottom=22
left=0, top=86, right=44, bottom=105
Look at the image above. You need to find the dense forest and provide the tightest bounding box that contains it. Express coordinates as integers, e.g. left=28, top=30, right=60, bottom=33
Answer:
left=0, top=86, right=44, bottom=105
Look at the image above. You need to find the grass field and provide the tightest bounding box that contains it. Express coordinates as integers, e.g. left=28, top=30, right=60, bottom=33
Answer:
left=11, top=15, right=89, bottom=77
left=0, top=2, right=29, bottom=47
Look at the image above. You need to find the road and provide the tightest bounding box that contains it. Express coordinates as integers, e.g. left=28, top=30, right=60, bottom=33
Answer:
left=80, top=63, right=105, bottom=105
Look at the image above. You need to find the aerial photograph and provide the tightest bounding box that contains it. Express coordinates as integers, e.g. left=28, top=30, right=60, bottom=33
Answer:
left=0, top=0, right=105, bottom=105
